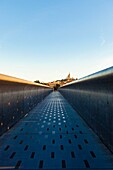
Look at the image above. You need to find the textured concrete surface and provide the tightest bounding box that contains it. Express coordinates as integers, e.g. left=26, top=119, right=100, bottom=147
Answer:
left=0, top=92, right=113, bottom=169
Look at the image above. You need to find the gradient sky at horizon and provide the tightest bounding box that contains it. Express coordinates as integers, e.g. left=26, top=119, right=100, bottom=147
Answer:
left=0, top=0, right=113, bottom=82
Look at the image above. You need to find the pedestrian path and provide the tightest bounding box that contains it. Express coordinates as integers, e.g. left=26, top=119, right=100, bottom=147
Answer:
left=0, top=92, right=113, bottom=169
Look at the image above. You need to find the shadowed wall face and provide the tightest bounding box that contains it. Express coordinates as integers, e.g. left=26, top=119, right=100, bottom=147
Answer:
left=0, top=81, right=52, bottom=136
left=60, top=70, right=113, bottom=153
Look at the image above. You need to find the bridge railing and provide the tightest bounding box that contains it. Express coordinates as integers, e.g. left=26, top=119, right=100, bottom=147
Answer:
left=0, top=74, right=52, bottom=136
left=59, top=66, right=113, bottom=153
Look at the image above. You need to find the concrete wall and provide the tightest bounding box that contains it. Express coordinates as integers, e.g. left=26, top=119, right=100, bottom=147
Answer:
left=0, top=74, right=52, bottom=136
left=59, top=67, right=113, bottom=153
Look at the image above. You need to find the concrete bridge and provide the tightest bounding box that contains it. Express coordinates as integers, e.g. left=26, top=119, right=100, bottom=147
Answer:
left=0, top=67, right=113, bottom=169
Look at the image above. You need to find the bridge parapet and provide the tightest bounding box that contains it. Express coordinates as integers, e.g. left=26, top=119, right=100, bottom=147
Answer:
left=0, top=74, right=52, bottom=136
left=59, top=66, right=113, bottom=153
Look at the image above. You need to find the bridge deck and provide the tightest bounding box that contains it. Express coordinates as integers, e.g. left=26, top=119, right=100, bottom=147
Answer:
left=0, top=92, right=113, bottom=170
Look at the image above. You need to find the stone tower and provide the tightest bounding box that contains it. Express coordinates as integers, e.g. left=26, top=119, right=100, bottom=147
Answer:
left=66, top=73, right=71, bottom=80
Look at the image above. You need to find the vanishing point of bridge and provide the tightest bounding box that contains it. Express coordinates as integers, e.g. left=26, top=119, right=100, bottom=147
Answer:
left=0, top=67, right=113, bottom=169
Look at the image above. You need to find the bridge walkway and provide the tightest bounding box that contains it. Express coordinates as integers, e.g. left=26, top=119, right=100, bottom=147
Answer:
left=0, top=92, right=113, bottom=169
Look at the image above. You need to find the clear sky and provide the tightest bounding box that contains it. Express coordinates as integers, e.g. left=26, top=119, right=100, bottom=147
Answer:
left=0, top=0, right=113, bottom=82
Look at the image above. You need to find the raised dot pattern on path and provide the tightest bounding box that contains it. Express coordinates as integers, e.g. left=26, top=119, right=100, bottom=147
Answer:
left=0, top=92, right=113, bottom=169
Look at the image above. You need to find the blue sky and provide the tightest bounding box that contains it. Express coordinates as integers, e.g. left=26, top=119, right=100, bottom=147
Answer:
left=0, top=0, right=113, bottom=82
